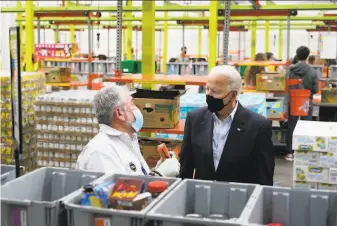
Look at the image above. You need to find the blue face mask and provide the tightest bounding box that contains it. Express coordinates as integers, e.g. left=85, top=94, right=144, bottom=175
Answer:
left=131, top=107, right=144, bottom=132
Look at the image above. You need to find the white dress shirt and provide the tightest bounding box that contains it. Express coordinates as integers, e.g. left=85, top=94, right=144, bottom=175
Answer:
left=212, top=102, right=238, bottom=170
left=76, top=124, right=150, bottom=175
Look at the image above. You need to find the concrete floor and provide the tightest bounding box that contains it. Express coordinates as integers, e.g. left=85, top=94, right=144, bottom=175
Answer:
left=274, top=157, right=293, bottom=187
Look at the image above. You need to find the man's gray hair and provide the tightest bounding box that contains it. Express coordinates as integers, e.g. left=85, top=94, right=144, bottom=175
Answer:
left=93, top=85, right=130, bottom=125
left=209, top=65, right=242, bottom=98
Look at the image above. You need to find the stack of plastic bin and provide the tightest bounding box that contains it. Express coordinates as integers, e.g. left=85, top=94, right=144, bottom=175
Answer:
left=1, top=167, right=104, bottom=226
left=64, top=174, right=181, bottom=226
left=166, top=62, right=193, bottom=75
left=330, top=65, right=337, bottom=78
left=0, top=164, right=16, bottom=185
left=194, top=62, right=208, bottom=75
left=241, top=186, right=337, bottom=226
left=146, top=179, right=258, bottom=226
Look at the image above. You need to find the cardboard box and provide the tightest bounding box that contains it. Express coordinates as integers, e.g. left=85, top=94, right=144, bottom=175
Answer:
left=329, top=136, right=337, bottom=153
left=294, top=181, right=318, bottom=189
left=266, top=97, right=285, bottom=119
left=318, top=183, right=337, bottom=191
left=292, top=121, right=330, bottom=152
left=294, top=150, right=320, bottom=166
left=132, top=89, right=184, bottom=128
left=329, top=168, right=337, bottom=185
left=320, top=152, right=337, bottom=168
left=293, top=165, right=329, bottom=183
left=256, top=72, right=286, bottom=91
left=321, top=88, right=337, bottom=104
left=41, top=67, right=71, bottom=83
left=139, top=139, right=181, bottom=169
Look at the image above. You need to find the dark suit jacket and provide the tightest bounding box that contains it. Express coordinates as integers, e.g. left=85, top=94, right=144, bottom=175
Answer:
left=179, top=103, right=275, bottom=185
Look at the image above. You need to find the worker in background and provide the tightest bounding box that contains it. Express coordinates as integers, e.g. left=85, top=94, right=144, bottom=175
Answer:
left=76, top=85, right=180, bottom=177
left=308, top=55, right=316, bottom=65
left=176, top=46, right=189, bottom=63
left=265, top=52, right=276, bottom=72
left=285, top=46, right=319, bottom=161
left=179, top=65, right=275, bottom=185
left=244, top=53, right=266, bottom=86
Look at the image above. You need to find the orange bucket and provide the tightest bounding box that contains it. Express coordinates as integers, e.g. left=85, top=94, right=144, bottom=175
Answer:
left=289, top=89, right=311, bottom=116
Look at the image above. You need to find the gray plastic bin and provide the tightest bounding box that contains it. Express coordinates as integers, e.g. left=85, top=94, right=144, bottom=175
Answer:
left=64, top=174, right=181, bottom=226
left=330, top=65, right=337, bottom=78
left=1, top=167, right=105, bottom=226
left=241, top=186, right=337, bottom=226
left=1, top=164, right=16, bottom=185
left=166, top=63, right=192, bottom=75
left=146, top=179, right=258, bottom=226
left=194, top=62, right=208, bottom=75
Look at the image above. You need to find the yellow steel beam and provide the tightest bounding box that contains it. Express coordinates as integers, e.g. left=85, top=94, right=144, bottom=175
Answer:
left=162, top=2, right=168, bottom=73
left=54, top=29, right=59, bottom=43
left=198, top=26, right=202, bottom=58
left=25, top=1, right=34, bottom=72
left=278, top=21, right=283, bottom=59
left=142, top=0, right=156, bottom=88
left=251, top=21, right=257, bottom=60
left=265, top=20, right=270, bottom=52
left=70, top=24, right=75, bottom=56
left=17, top=1, right=24, bottom=72
left=15, top=16, right=337, bottom=22
left=3, top=4, right=337, bottom=13
left=127, top=0, right=133, bottom=60
left=209, top=1, right=218, bottom=70
left=123, top=29, right=127, bottom=59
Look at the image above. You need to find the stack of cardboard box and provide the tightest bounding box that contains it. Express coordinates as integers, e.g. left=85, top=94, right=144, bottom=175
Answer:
left=293, top=120, right=337, bottom=190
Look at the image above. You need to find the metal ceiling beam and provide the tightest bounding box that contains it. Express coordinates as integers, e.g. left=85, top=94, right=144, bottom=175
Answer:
left=307, top=27, right=337, bottom=32
left=15, top=16, right=337, bottom=22
left=2, top=4, right=337, bottom=13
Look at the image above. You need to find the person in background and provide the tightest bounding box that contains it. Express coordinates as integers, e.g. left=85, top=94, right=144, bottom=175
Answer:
left=285, top=46, right=319, bottom=161
left=76, top=85, right=180, bottom=177
left=176, top=46, right=189, bottom=63
left=179, top=65, right=275, bottom=185
left=308, top=55, right=316, bottom=65
left=244, top=53, right=266, bottom=86
left=265, top=52, right=276, bottom=72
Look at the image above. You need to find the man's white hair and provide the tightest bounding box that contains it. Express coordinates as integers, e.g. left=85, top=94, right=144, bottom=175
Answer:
left=93, top=85, right=130, bottom=125
left=209, top=65, right=242, bottom=98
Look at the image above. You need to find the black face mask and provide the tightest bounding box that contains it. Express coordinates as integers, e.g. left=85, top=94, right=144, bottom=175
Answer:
left=206, top=92, right=233, bottom=113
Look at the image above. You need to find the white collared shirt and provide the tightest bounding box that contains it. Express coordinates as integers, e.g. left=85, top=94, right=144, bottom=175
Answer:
left=76, top=124, right=150, bottom=175
left=212, top=102, right=238, bottom=170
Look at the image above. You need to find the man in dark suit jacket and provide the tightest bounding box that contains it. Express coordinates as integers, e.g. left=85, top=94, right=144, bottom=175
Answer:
left=179, top=65, right=275, bottom=185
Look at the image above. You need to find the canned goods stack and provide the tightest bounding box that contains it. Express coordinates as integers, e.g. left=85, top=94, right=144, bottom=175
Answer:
left=0, top=72, right=45, bottom=170
left=34, top=90, right=99, bottom=168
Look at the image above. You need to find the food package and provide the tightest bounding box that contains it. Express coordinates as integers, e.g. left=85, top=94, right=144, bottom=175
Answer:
left=293, top=165, right=329, bottom=183
left=294, top=181, right=318, bottom=189
left=329, top=168, right=337, bottom=185
left=256, top=72, right=286, bottom=91
left=320, top=152, right=337, bottom=168
left=329, top=136, right=337, bottom=153
left=294, top=151, right=320, bottom=166
left=179, top=93, right=206, bottom=120
left=317, top=183, right=337, bottom=191
left=0, top=72, right=45, bottom=169
left=292, top=121, right=330, bottom=152
left=238, top=93, right=267, bottom=117
left=34, top=90, right=99, bottom=168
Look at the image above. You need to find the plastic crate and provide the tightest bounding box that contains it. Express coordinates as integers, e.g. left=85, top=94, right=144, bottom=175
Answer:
left=1, top=167, right=105, bottom=226
left=1, top=164, right=16, bottom=185
left=194, top=63, right=208, bottom=75
left=241, top=186, right=337, bottom=226
left=330, top=65, right=337, bottom=78
left=146, top=179, right=258, bottom=226
left=166, top=63, right=192, bottom=75
left=64, top=174, right=181, bottom=226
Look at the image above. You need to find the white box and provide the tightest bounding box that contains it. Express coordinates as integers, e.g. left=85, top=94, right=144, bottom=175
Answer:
left=320, top=152, right=337, bottom=168
left=292, top=121, right=331, bottom=152
left=329, top=168, right=337, bottom=185
left=294, top=151, right=320, bottom=166
left=329, top=136, right=337, bottom=153
left=318, top=183, right=337, bottom=191
left=294, top=181, right=318, bottom=189
left=293, top=165, right=329, bottom=183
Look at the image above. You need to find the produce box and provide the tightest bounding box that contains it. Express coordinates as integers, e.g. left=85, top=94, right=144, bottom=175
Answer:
left=41, top=67, right=71, bottom=83
left=256, top=72, right=286, bottom=91
left=321, top=88, right=337, bottom=104
left=179, top=93, right=206, bottom=120
left=266, top=97, right=285, bottom=119
left=318, top=183, right=337, bottom=190
left=238, top=93, right=267, bottom=117
left=320, top=152, right=337, bottom=168
left=132, top=89, right=184, bottom=129
left=292, top=121, right=330, bottom=152
left=330, top=168, right=337, bottom=185
left=294, top=181, right=318, bottom=189
left=294, top=150, right=320, bottom=166
left=293, top=165, right=329, bottom=183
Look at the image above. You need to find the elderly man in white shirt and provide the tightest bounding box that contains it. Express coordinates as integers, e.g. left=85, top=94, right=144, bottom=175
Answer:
left=76, top=85, right=180, bottom=177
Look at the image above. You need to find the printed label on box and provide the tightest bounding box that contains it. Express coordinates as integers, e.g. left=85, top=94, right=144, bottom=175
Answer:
left=329, top=168, right=337, bottom=185
left=293, top=135, right=329, bottom=152
left=294, top=151, right=320, bottom=166
left=329, top=136, right=337, bottom=153
left=320, top=152, right=337, bottom=168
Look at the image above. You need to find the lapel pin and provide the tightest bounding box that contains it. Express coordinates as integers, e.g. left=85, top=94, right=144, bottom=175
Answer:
left=237, top=128, right=241, bottom=131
